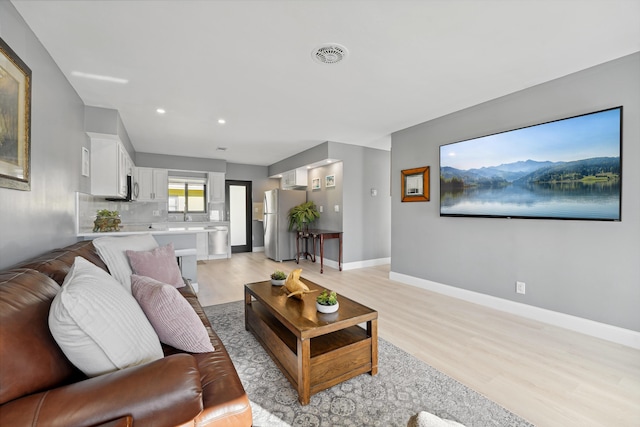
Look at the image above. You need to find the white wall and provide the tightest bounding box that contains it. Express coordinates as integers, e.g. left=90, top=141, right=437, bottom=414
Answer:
left=0, top=3, right=86, bottom=269
left=391, top=53, right=640, bottom=332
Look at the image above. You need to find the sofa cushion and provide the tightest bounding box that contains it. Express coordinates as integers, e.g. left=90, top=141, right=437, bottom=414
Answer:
left=131, top=274, right=214, bottom=353
left=127, top=243, right=185, bottom=288
left=16, top=241, right=108, bottom=286
left=93, top=234, right=158, bottom=292
left=49, top=257, right=163, bottom=377
left=0, top=269, right=80, bottom=405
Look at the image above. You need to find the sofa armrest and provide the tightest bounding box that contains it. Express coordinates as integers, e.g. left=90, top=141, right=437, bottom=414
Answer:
left=0, top=354, right=203, bottom=427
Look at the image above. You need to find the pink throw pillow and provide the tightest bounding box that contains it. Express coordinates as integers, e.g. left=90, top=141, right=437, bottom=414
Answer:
left=131, top=275, right=214, bottom=353
left=126, top=243, right=185, bottom=288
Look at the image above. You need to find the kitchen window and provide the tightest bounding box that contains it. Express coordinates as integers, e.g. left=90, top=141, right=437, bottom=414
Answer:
left=168, top=176, right=207, bottom=213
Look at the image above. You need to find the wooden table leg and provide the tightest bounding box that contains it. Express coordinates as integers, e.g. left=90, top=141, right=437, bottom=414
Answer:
left=338, top=233, right=342, bottom=271
left=297, top=337, right=311, bottom=405
left=368, top=318, right=378, bottom=375
left=244, top=288, right=251, bottom=332
left=319, top=235, right=324, bottom=273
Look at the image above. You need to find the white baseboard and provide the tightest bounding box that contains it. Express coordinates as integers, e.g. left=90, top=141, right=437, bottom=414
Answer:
left=318, top=257, right=390, bottom=271
left=253, top=246, right=264, bottom=253
left=389, top=271, right=640, bottom=350
left=343, top=257, right=391, bottom=270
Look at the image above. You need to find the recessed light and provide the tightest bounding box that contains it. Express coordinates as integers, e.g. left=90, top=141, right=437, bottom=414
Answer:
left=156, top=108, right=166, bottom=114
left=218, top=118, right=226, bottom=124
left=71, top=71, right=128, bottom=84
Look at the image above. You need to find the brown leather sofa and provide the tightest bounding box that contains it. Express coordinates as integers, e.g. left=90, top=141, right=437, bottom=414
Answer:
left=0, top=240, right=252, bottom=427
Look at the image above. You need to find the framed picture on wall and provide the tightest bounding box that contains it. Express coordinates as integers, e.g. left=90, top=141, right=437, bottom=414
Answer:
left=0, top=37, right=32, bottom=191
left=325, top=175, right=335, bottom=188
left=401, top=166, right=430, bottom=202
left=312, top=177, right=321, bottom=190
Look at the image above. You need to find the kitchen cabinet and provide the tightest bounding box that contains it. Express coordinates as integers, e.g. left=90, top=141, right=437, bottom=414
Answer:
left=135, top=167, right=168, bottom=201
left=90, top=137, right=133, bottom=198
left=282, top=168, right=308, bottom=189
left=196, top=232, right=208, bottom=261
left=209, top=172, right=225, bottom=203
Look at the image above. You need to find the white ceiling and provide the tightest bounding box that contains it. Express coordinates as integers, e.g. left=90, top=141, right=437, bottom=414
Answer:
left=11, top=0, right=640, bottom=166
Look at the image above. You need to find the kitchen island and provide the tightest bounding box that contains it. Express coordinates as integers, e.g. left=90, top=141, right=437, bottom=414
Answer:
left=78, top=222, right=230, bottom=291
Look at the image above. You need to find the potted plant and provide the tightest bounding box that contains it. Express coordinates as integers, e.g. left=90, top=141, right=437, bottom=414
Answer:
left=93, top=209, right=121, bottom=232
left=316, top=289, right=339, bottom=313
left=270, top=270, right=287, bottom=286
left=287, top=201, right=320, bottom=232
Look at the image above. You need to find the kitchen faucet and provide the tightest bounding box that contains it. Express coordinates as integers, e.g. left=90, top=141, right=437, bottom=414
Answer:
left=184, top=212, right=192, bottom=222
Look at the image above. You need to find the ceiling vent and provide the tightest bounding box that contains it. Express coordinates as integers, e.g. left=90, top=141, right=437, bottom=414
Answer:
left=311, top=43, right=349, bottom=64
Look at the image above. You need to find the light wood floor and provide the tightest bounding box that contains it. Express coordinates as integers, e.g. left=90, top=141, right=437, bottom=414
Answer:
left=196, top=253, right=640, bottom=427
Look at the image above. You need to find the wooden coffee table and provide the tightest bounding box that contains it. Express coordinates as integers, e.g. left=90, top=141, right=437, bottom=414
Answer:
left=244, top=278, right=378, bottom=405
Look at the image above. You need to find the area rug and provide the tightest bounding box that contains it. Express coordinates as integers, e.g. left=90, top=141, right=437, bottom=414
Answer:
left=203, top=302, right=534, bottom=427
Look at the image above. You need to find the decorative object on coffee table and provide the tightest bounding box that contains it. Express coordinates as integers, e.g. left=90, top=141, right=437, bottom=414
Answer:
left=316, top=289, right=339, bottom=313
left=270, top=270, right=286, bottom=286
left=283, top=268, right=317, bottom=299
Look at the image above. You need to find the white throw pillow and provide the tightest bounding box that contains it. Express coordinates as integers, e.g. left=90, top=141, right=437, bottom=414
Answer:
left=93, top=234, right=159, bottom=292
left=49, top=256, right=164, bottom=377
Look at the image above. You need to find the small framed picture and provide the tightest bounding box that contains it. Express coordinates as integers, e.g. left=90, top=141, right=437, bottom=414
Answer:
left=81, top=147, right=90, bottom=177
left=312, top=178, right=321, bottom=190
left=325, top=175, right=335, bottom=188
left=401, top=166, right=429, bottom=202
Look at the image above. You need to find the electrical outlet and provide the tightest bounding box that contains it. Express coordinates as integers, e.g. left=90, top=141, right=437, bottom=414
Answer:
left=334, top=205, right=340, bottom=213
left=153, top=210, right=160, bottom=216
left=319, top=205, right=323, bottom=213
left=516, top=281, right=526, bottom=294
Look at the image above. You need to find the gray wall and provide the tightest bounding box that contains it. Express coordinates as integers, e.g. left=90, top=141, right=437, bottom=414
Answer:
left=274, top=141, right=391, bottom=264
left=0, top=3, right=86, bottom=269
left=391, top=53, right=640, bottom=331
left=327, top=143, right=391, bottom=264
left=136, top=152, right=226, bottom=172
left=85, top=106, right=135, bottom=159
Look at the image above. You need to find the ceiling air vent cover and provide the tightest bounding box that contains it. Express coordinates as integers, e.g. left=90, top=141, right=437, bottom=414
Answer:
left=312, top=43, right=349, bottom=64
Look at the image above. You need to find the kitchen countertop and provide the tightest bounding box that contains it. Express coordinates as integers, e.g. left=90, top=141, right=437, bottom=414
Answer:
left=77, top=221, right=230, bottom=237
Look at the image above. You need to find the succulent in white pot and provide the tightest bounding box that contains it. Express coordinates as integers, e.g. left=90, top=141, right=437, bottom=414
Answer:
left=316, top=289, right=339, bottom=313
left=270, top=270, right=286, bottom=286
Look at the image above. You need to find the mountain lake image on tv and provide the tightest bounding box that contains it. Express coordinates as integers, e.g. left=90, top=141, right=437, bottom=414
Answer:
left=440, top=107, right=622, bottom=221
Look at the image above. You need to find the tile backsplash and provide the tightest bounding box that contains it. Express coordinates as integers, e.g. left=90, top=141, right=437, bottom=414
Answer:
left=77, top=192, right=168, bottom=230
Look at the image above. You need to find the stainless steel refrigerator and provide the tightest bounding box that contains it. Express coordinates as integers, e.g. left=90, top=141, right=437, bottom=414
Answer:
left=264, top=189, right=306, bottom=261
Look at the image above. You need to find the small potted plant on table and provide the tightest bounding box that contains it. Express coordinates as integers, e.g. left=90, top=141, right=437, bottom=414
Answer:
left=270, top=270, right=287, bottom=286
left=316, top=289, right=339, bottom=313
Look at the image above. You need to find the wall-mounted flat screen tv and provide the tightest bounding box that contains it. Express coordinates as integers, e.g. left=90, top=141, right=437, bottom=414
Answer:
left=440, top=107, right=622, bottom=221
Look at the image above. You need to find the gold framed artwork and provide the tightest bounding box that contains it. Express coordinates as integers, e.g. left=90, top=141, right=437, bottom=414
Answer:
left=0, top=37, right=32, bottom=191
left=401, top=166, right=430, bottom=202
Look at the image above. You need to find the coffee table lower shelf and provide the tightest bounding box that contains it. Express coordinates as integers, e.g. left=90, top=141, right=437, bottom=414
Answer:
left=245, top=300, right=376, bottom=405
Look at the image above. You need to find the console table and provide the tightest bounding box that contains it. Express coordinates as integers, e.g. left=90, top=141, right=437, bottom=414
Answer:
left=296, top=229, right=342, bottom=273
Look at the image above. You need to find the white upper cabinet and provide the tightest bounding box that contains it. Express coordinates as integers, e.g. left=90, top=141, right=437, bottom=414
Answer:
left=282, top=168, right=308, bottom=189
left=90, top=137, right=133, bottom=198
left=209, top=172, right=225, bottom=203
left=135, top=167, right=168, bottom=201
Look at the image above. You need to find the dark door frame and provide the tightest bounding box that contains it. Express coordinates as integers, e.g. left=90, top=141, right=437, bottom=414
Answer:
left=225, top=180, right=252, bottom=253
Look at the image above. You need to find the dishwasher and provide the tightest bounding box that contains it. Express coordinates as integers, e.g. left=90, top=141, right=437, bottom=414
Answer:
left=208, top=226, right=229, bottom=258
